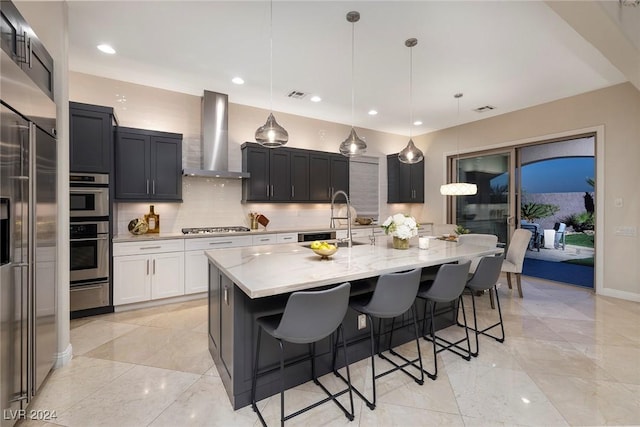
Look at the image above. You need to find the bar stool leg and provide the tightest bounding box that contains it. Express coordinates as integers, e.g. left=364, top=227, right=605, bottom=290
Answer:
left=338, top=325, right=355, bottom=421
left=421, top=301, right=438, bottom=380
left=458, top=296, right=472, bottom=361
left=252, top=327, right=263, bottom=414
left=368, top=314, right=377, bottom=409
left=279, top=340, right=285, bottom=427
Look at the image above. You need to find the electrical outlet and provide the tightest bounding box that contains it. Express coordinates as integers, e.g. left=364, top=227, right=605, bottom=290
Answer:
left=357, top=314, right=367, bottom=330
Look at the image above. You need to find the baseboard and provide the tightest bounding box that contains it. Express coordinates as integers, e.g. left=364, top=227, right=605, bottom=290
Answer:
left=599, top=287, right=640, bottom=302
left=53, top=343, right=73, bottom=368
left=114, top=292, right=206, bottom=312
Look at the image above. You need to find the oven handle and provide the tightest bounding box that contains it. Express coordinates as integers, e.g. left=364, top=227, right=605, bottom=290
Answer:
left=70, top=188, right=107, bottom=193
left=70, top=236, right=109, bottom=242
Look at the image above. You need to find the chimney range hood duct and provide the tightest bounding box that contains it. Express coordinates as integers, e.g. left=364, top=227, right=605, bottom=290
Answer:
left=182, top=90, right=250, bottom=178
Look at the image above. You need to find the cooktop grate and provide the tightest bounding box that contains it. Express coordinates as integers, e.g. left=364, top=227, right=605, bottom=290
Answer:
left=181, top=226, right=250, bottom=234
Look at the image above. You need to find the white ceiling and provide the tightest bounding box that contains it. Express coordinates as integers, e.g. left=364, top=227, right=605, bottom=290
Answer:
left=67, top=1, right=630, bottom=136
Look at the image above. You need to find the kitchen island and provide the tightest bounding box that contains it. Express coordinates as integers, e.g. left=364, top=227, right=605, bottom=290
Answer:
left=206, top=238, right=502, bottom=409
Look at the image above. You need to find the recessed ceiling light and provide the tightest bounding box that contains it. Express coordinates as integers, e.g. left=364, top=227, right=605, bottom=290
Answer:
left=97, top=44, right=116, bottom=54
left=231, top=77, right=244, bottom=85
left=310, top=95, right=322, bottom=103
left=368, top=110, right=378, bottom=116
left=413, top=120, right=423, bottom=126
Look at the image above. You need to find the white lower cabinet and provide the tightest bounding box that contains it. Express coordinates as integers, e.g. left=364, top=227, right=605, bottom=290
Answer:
left=184, top=236, right=253, bottom=295
left=113, top=239, right=185, bottom=306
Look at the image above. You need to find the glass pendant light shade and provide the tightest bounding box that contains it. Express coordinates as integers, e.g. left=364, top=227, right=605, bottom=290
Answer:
left=255, top=113, right=288, bottom=147
left=339, top=127, right=367, bottom=157
left=398, top=139, right=423, bottom=164
left=398, top=38, right=424, bottom=164
left=340, top=11, right=366, bottom=158
left=255, top=0, right=288, bottom=148
left=440, top=182, right=477, bottom=196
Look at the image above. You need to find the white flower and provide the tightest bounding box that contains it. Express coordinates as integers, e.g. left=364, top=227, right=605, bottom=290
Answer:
left=392, top=213, right=406, bottom=225
left=380, top=213, right=418, bottom=239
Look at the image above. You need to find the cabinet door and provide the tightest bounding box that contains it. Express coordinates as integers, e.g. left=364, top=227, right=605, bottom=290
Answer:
left=386, top=154, right=401, bottom=203
left=150, top=136, right=182, bottom=201
left=410, top=161, right=424, bottom=202
left=185, top=250, right=208, bottom=294
left=398, top=160, right=413, bottom=202
left=269, top=149, right=291, bottom=201
left=309, top=153, right=331, bottom=201
left=290, top=151, right=309, bottom=201
left=115, top=131, right=151, bottom=200
left=113, top=255, right=151, bottom=305
left=330, top=155, right=349, bottom=195
left=151, top=252, right=184, bottom=300
left=23, top=35, right=54, bottom=100
left=219, top=274, right=234, bottom=377
left=242, top=145, right=269, bottom=201
left=69, top=104, right=112, bottom=173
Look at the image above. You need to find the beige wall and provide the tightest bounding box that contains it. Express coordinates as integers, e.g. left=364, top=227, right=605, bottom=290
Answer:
left=415, top=82, right=640, bottom=298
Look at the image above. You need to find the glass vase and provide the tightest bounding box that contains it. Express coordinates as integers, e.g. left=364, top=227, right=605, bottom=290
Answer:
left=392, top=236, right=410, bottom=249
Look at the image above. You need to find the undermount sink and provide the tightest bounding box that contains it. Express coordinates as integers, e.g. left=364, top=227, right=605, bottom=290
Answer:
left=302, top=241, right=367, bottom=249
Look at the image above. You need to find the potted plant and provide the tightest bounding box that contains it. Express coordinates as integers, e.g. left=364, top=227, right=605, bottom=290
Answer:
left=381, top=214, right=418, bottom=249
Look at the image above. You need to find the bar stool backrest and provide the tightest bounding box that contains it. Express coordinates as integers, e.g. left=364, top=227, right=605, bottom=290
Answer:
left=421, top=261, right=471, bottom=303
left=364, top=268, right=421, bottom=317
left=467, top=256, right=504, bottom=292
left=274, top=282, right=351, bottom=344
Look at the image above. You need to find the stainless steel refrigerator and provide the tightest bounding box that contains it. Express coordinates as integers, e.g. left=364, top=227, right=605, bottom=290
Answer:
left=1, top=44, right=57, bottom=426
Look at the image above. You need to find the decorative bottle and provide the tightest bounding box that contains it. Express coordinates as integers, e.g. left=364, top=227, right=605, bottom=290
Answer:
left=145, top=205, right=159, bottom=233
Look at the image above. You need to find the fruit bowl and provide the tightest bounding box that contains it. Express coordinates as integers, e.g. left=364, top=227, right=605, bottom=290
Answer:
left=311, top=246, right=338, bottom=259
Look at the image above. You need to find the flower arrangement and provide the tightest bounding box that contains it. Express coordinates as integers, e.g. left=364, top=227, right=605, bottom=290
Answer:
left=381, top=213, right=419, bottom=240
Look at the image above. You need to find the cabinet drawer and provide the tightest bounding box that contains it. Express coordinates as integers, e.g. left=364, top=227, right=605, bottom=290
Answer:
left=253, top=235, right=276, bottom=246
left=185, top=235, right=252, bottom=251
left=276, top=233, right=297, bottom=244
left=113, top=239, right=184, bottom=256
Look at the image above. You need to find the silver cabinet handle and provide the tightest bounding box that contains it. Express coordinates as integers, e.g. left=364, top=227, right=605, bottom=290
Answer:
left=152, top=180, right=156, bottom=195
left=140, top=246, right=161, bottom=250
left=224, top=286, right=229, bottom=305
left=291, top=186, right=294, bottom=198
left=153, top=259, right=156, bottom=274
left=282, top=236, right=293, bottom=240
left=146, top=259, right=149, bottom=275
left=209, top=241, right=232, bottom=245
left=270, top=185, right=274, bottom=197
left=266, top=185, right=269, bottom=197
left=146, top=179, right=150, bottom=194
left=259, top=238, right=269, bottom=242
left=27, top=34, right=32, bottom=68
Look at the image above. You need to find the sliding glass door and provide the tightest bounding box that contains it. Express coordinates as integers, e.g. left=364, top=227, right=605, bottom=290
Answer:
left=447, top=149, right=516, bottom=246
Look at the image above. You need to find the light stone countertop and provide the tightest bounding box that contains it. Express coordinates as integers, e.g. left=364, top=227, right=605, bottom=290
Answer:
left=205, top=238, right=502, bottom=299
left=112, top=223, right=386, bottom=243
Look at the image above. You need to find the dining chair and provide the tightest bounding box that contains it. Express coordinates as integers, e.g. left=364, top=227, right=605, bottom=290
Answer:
left=501, top=229, right=531, bottom=298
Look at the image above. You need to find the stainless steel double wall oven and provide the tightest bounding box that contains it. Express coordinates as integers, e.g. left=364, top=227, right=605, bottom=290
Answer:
left=69, top=173, right=111, bottom=314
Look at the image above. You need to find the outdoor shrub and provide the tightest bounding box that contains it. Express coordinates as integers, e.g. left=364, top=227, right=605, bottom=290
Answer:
left=584, top=192, right=595, bottom=213
left=521, top=202, right=560, bottom=222
left=563, top=211, right=594, bottom=232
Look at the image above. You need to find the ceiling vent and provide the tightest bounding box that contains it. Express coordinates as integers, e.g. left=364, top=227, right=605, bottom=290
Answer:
left=473, top=105, right=496, bottom=113
left=287, top=90, right=307, bottom=99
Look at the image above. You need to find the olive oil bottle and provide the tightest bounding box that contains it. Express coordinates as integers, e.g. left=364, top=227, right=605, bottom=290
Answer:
left=145, top=205, right=159, bottom=233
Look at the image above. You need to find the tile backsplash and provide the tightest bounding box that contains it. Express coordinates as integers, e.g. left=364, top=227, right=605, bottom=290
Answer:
left=114, top=176, right=337, bottom=235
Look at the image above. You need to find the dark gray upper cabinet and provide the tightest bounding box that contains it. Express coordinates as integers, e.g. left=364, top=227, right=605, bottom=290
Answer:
left=69, top=102, right=114, bottom=173
left=0, top=1, right=54, bottom=100
left=115, top=127, right=182, bottom=202
left=309, top=152, right=350, bottom=202
left=242, top=143, right=310, bottom=202
left=387, top=154, right=424, bottom=203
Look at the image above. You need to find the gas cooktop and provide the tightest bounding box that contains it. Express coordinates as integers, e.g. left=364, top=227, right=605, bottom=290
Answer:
left=181, top=226, right=251, bottom=235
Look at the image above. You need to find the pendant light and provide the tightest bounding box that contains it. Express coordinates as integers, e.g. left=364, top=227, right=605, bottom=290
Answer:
left=440, top=93, right=478, bottom=195
left=255, top=0, right=288, bottom=147
left=339, top=11, right=366, bottom=157
left=398, top=38, right=424, bottom=164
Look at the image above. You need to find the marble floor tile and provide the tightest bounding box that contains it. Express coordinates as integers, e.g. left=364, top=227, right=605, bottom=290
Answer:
left=529, top=372, right=640, bottom=426
left=148, top=376, right=256, bottom=427
left=27, top=356, right=134, bottom=413
left=141, top=329, right=214, bottom=374
left=121, top=304, right=208, bottom=331
left=358, top=402, right=465, bottom=426
left=571, top=343, right=640, bottom=384
left=70, top=320, right=140, bottom=356
left=447, top=363, right=568, bottom=426
left=54, top=365, right=199, bottom=427
left=539, top=317, right=636, bottom=347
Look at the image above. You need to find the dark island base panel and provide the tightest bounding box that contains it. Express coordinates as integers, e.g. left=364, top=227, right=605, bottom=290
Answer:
left=208, top=265, right=458, bottom=410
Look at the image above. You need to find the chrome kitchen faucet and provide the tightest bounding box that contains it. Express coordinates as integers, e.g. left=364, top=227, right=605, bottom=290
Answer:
left=330, top=190, right=352, bottom=248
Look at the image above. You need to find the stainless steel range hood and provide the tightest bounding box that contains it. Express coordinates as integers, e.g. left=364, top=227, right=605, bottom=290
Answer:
left=182, top=90, right=250, bottom=178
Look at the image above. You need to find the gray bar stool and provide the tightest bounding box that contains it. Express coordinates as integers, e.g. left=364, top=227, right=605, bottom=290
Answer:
left=457, top=255, right=505, bottom=357
left=335, top=268, right=423, bottom=410
left=417, top=261, right=472, bottom=380
left=251, top=282, right=354, bottom=427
